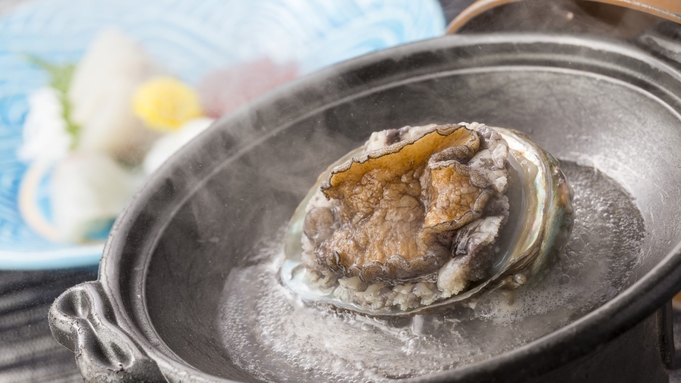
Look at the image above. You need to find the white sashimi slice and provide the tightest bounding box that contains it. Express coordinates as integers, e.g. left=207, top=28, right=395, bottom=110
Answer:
left=77, top=77, right=158, bottom=165
left=51, top=152, right=142, bottom=242
left=68, top=29, right=161, bottom=165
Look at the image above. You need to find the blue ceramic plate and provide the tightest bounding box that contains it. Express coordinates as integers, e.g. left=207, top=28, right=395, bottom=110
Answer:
left=0, top=0, right=445, bottom=269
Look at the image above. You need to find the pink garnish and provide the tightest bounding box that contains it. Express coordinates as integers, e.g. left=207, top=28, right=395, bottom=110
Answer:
left=198, top=58, right=297, bottom=118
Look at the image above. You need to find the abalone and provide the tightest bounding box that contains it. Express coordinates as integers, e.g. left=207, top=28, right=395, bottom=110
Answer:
left=281, top=122, right=573, bottom=315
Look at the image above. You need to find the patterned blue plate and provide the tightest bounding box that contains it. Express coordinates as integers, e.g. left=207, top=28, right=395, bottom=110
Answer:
left=0, top=0, right=445, bottom=269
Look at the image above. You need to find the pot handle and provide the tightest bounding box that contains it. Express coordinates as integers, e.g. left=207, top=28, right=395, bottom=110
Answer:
left=49, top=282, right=167, bottom=382
left=446, top=0, right=681, bottom=34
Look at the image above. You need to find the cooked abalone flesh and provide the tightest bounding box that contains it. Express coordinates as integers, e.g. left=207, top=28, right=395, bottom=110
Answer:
left=281, top=122, right=573, bottom=315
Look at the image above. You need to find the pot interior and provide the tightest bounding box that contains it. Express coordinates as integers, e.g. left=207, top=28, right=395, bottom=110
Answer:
left=127, top=35, right=681, bottom=382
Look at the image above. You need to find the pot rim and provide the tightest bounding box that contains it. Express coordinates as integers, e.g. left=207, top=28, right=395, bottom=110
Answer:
left=99, top=33, right=681, bottom=383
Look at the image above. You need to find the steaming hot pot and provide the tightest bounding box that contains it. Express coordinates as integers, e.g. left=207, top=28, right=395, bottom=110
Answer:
left=49, top=6, right=681, bottom=383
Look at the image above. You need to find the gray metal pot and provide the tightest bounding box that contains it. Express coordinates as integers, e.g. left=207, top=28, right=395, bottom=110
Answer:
left=49, top=29, right=681, bottom=382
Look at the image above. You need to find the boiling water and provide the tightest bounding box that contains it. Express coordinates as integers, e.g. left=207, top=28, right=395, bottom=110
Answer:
left=218, top=161, right=645, bottom=383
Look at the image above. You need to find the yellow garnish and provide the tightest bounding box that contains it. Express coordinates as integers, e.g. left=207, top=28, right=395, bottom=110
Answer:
left=132, top=76, right=203, bottom=132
